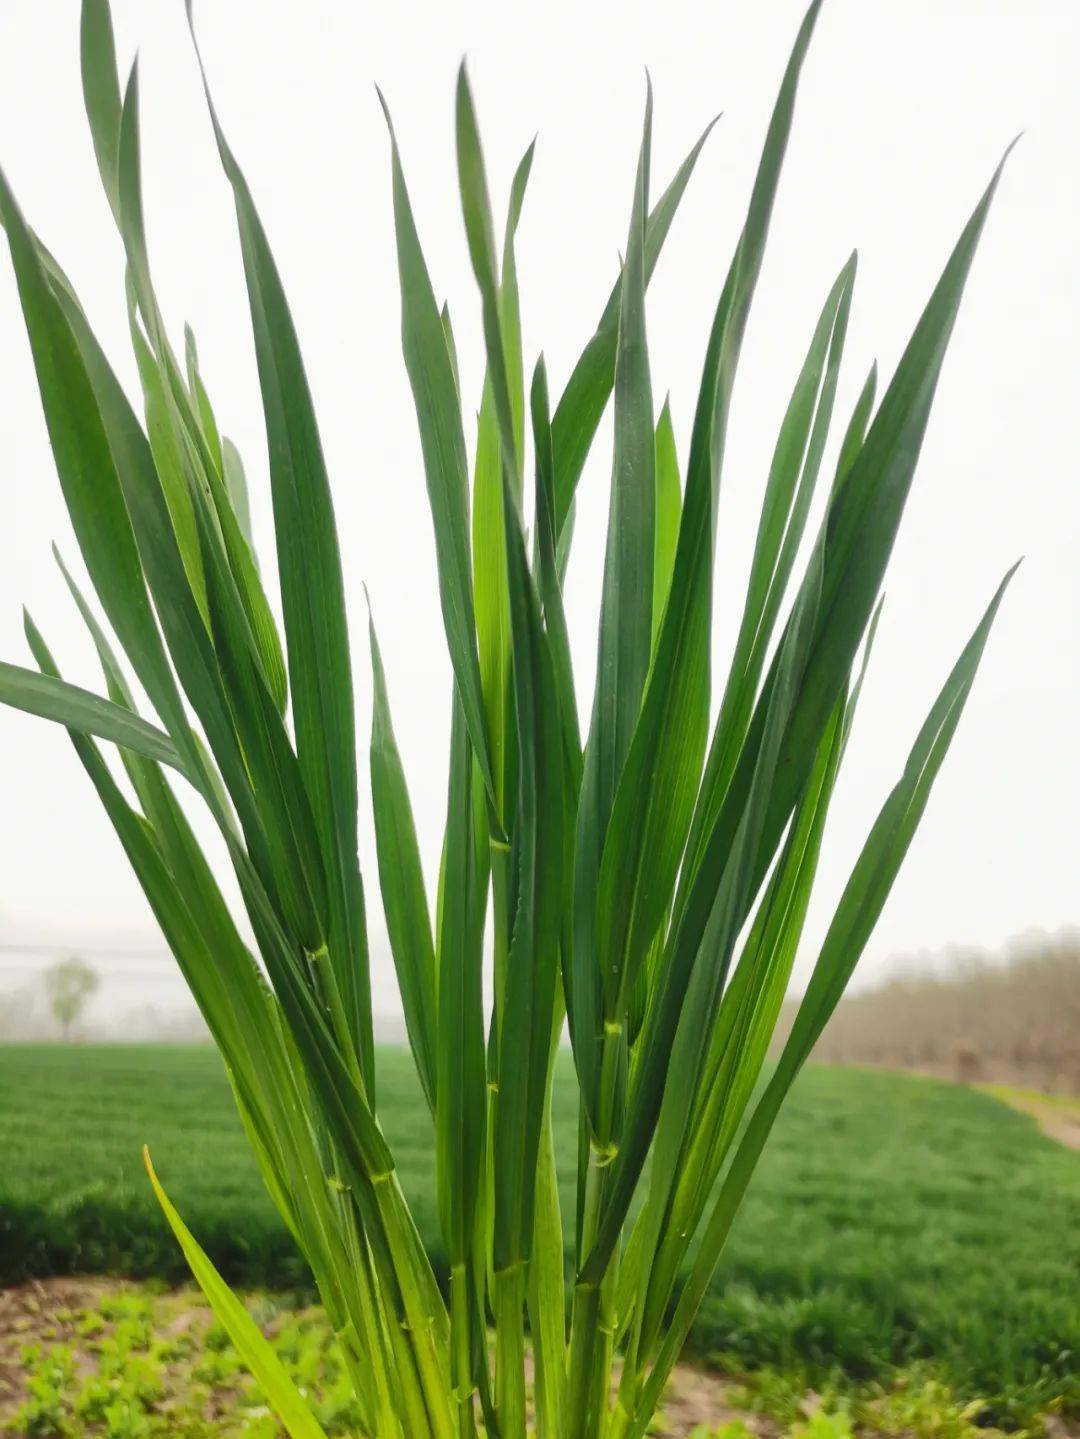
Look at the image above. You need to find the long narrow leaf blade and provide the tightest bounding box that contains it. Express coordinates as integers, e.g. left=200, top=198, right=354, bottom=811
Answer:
left=494, top=477, right=566, bottom=1269
left=651, top=399, right=682, bottom=651
left=187, top=7, right=373, bottom=1086
left=377, top=90, right=498, bottom=816
left=145, top=1150, right=330, bottom=1439
left=436, top=698, right=488, bottom=1264
left=681, top=252, right=855, bottom=892
left=0, top=658, right=187, bottom=774
left=0, top=172, right=196, bottom=769
left=719, top=143, right=1017, bottom=927
left=551, top=115, right=719, bottom=543
left=80, top=0, right=123, bottom=225
left=570, top=84, right=655, bottom=1118
left=471, top=141, right=535, bottom=820
left=369, top=615, right=438, bottom=1112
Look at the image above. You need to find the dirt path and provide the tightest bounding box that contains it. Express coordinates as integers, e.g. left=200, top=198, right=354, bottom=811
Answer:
left=979, top=1084, right=1080, bottom=1151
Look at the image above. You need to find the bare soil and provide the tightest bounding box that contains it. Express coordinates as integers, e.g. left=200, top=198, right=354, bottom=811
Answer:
left=0, top=1277, right=115, bottom=1417
left=0, top=1276, right=775, bottom=1438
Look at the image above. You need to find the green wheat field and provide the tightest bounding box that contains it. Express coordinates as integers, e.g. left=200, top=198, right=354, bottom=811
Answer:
left=1, top=1046, right=1078, bottom=1429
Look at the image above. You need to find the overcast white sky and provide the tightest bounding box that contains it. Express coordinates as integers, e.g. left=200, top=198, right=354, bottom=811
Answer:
left=0, top=0, right=1076, bottom=1014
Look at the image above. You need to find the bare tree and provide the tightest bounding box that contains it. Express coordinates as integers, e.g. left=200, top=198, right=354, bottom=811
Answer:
left=775, top=930, right=1080, bottom=1094
left=44, top=956, right=99, bottom=1042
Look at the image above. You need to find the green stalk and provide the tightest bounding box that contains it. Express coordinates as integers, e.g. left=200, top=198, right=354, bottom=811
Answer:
left=566, top=1016, right=626, bottom=1439
left=307, top=944, right=447, bottom=1432
left=313, top=935, right=451, bottom=1431
left=487, top=812, right=521, bottom=1434
left=449, top=1263, right=479, bottom=1439
left=335, top=1206, right=406, bottom=1438
left=494, top=1262, right=528, bottom=1438
left=489, top=837, right=512, bottom=1047
left=372, top=1175, right=454, bottom=1439
left=566, top=1155, right=617, bottom=1439
left=384, top=1295, right=438, bottom=1439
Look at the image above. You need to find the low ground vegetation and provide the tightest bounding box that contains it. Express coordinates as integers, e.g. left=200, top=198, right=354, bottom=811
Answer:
left=0, top=1279, right=1059, bottom=1439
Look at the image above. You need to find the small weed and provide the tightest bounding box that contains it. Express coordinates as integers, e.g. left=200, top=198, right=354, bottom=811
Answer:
left=5, top=1284, right=1066, bottom=1439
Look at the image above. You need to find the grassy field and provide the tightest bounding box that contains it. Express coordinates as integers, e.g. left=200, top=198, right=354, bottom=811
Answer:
left=1, top=1045, right=1078, bottom=1428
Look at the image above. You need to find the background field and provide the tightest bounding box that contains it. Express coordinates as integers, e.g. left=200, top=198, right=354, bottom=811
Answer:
left=1, top=1045, right=1078, bottom=1427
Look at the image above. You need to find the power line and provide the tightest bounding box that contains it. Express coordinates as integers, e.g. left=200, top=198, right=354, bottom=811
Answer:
left=2, top=966, right=180, bottom=980
left=0, top=941, right=172, bottom=961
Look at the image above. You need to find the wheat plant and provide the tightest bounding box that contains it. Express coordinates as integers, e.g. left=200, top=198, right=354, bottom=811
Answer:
left=0, top=1, right=1016, bottom=1435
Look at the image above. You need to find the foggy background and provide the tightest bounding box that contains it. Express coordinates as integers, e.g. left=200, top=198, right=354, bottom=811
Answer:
left=0, top=0, right=1076, bottom=1037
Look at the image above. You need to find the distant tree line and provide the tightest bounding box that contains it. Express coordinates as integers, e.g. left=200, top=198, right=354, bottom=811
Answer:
left=781, top=930, right=1080, bottom=1094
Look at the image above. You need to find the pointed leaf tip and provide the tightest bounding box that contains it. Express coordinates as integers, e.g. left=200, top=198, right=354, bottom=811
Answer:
left=979, top=134, right=1022, bottom=205
left=374, top=84, right=393, bottom=133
